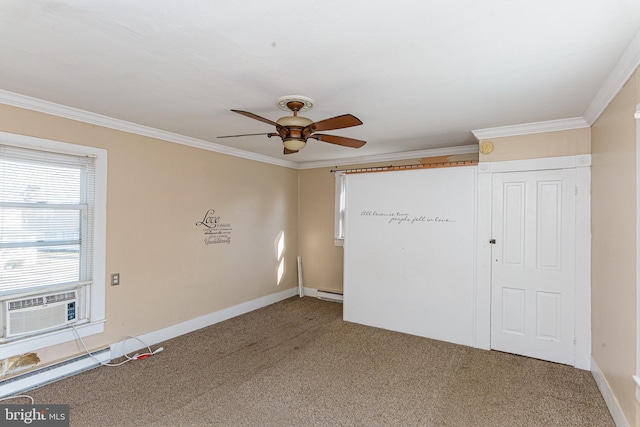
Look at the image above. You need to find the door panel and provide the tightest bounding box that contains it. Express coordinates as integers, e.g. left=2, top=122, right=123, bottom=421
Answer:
left=503, top=183, right=525, bottom=267
left=491, top=169, right=575, bottom=365
left=537, top=181, right=561, bottom=269
left=501, top=287, right=525, bottom=335
left=536, top=291, right=561, bottom=340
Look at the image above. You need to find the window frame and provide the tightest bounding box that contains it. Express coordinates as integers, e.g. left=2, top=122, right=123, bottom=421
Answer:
left=635, top=103, right=640, bottom=402
left=0, top=132, right=106, bottom=358
left=334, top=171, right=346, bottom=246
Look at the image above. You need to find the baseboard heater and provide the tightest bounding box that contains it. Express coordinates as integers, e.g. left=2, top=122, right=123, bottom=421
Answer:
left=316, top=290, right=343, bottom=303
left=0, top=347, right=110, bottom=399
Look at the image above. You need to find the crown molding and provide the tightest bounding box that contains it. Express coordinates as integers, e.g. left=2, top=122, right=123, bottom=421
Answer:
left=0, top=90, right=480, bottom=171
left=297, top=144, right=479, bottom=170
left=472, top=28, right=640, bottom=139
left=583, top=28, right=640, bottom=125
left=0, top=90, right=299, bottom=169
left=471, top=117, right=589, bottom=141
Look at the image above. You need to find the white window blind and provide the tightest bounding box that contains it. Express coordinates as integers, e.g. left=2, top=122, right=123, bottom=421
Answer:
left=0, top=144, right=95, bottom=295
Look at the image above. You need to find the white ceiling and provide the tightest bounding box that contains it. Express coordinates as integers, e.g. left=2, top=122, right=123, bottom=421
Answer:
left=1, top=1, right=639, bottom=167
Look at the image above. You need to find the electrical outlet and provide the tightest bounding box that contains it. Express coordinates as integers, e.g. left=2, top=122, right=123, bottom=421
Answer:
left=111, top=273, right=120, bottom=286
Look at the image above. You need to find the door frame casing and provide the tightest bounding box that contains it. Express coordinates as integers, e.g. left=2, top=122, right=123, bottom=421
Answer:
left=475, top=154, right=591, bottom=370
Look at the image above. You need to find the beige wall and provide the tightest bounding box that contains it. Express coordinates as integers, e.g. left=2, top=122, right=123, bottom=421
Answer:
left=591, top=67, right=640, bottom=425
left=298, top=167, right=344, bottom=292
left=477, top=127, right=591, bottom=162
left=0, top=104, right=299, bottom=368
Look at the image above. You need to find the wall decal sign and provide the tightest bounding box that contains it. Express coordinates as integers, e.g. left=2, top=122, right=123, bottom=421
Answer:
left=196, top=209, right=232, bottom=245
left=360, top=210, right=455, bottom=225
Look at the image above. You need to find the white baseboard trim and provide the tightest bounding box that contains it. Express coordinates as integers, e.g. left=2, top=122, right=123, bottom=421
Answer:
left=0, top=348, right=111, bottom=399
left=591, top=356, right=630, bottom=427
left=110, top=287, right=298, bottom=358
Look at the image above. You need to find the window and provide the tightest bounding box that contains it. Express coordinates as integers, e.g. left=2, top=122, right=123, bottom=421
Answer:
left=0, top=145, right=94, bottom=296
left=0, top=133, right=106, bottom=353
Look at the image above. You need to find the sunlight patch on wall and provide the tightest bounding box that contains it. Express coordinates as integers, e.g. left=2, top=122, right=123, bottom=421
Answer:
left=276, top=231, right=285, bottom=285
left=277, top=231, right=285, bottom=260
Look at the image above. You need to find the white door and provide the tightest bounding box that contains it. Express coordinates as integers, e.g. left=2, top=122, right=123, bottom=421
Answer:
left=491, top=168, right=576, bottom=365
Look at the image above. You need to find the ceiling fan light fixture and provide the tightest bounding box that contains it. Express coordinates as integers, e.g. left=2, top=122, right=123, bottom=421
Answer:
left=276, top=116, right=313, bottom=127
left=223, top=97, right=366, bottom=154
left=283, top=138, right=306, bottom=151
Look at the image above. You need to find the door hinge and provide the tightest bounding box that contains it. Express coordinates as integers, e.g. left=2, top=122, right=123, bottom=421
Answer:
left=489, top=239, right=496, bottom=244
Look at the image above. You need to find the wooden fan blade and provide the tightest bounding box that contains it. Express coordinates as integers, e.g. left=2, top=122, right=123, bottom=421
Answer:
left=284, top=147, right=298, bottom=154
left=309, top=114, right=363, bottom=132
left=217, top=132, right=275, bottom=138
left=231, top=110, right=280, bottom=127
left=310, top=134, right=366, bottom=148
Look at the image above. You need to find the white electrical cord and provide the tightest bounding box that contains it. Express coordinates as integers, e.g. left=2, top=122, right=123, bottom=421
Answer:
left=0, top=395, right=34, bottom=404
left=0, top=332, right=163, bottom=407
left=71, top=326, right=163, bottom=367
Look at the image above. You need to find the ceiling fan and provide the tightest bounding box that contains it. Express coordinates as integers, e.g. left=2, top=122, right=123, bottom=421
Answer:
left=218, top=96, right=366, bottom=154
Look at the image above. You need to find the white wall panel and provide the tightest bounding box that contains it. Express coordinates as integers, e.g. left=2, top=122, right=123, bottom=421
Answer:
left=343, top=166, right=477, bottom=346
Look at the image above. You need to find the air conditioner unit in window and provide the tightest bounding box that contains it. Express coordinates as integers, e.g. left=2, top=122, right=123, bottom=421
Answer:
left=4, top=291, right=78, bottom=338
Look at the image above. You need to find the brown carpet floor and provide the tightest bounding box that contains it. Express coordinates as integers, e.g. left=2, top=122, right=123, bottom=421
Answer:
left=25, top=296, right=612, bottom=426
